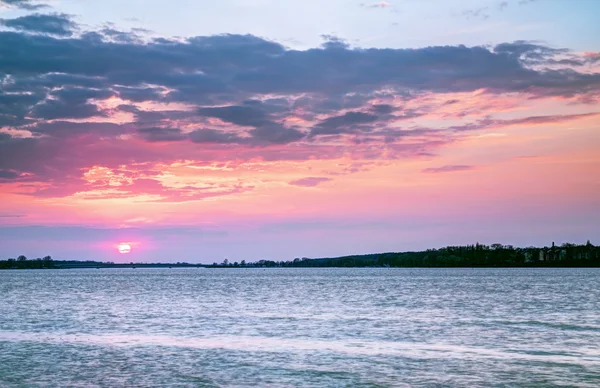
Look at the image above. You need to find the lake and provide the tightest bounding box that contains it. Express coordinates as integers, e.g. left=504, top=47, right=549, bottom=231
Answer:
left=1, top=268, right=599, bottom=387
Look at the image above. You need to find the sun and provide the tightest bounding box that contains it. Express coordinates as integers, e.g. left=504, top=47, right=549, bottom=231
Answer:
left=117, top=243, right=132, bottom=254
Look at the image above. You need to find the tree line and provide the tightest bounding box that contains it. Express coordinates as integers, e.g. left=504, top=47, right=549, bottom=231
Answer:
left=0, top=255, right=55, bottom=269
left=211, top=241, right=600, bottom=268
left=3, top=241, right=599, bottom=269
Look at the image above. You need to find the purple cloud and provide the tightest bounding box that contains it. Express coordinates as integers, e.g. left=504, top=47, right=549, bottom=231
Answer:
left=422, top=165, right=475, bottom=174
left=289, top=177, right=333, bottom=187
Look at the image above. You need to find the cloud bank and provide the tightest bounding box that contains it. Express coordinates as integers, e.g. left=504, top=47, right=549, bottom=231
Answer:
left=0, top=14, right=598, bottom=202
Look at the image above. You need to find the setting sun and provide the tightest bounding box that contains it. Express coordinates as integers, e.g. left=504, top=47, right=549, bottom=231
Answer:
left=117, top=243, right=131, bottom=254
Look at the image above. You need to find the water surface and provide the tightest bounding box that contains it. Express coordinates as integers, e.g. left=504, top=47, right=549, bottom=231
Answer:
left=1, top=268, right=599, bottom=387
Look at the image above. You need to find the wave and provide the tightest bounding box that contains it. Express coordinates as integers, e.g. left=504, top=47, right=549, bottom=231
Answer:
left=1, top=331, right=598, bottom=367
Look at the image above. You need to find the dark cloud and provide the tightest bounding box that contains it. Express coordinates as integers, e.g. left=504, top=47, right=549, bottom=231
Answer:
left=99, top=28, right=142, bottom=43
left=117, top=104, right=192, bottom=124
left=0, top=114, right=33, bottom=127
left=311, top=111, right=380, bottom=136
left=116, top=86, right=165, bottom=102
left=137, top=127, right=187, bottom=142
left=319, top=35, right=350, bottom=50
left=189, top=128, right=245, bottom=144
left=25, top=87, right=115, bottom=120
left=0, top=91, right=44, bottom=118
left=0, top=169, right=20, bottom=179
left=250, top=123, right=305, bottom=144
left=4, top=74, right=109, bottom=92
left=371, top=104, right=395, bottom=114
left=29, top=121, right=127, bottom=136
left=0, top=0, right=47, bottom=10
left=288, top=177, right=333, bottom=187
left=197, top=103, right=303, bottom=144
left=198, top=105, right=271, bottom=127
left=30, top=99, right=105, bottom=120
left=0, top=14, right=76, bottom=36
left=309, top=106, right=412, bottom=137
left=292, top=94, right=372, bottom=118
left=494, top=40, right=569, bottom=65
left=52, top=87, right=115, bottom=104
left=0, top=31, right=597, bottom=102
left=422, top=165, right=474, bottom=173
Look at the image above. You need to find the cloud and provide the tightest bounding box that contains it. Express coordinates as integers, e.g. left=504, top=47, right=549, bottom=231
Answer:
left=198, top=105, right=272, bottom=128
left=462, top=7, right=489, bottom=20
left=0, top=0, right=47, bottom=10
left=311, top=111, right=380, bottom=136
left=0, top=23, right=598, bottom=201
left=363, top=2, right=392, bottom=8
left=0, top=90, right=44, bottom=119
left=0, top=169, right=20, bottom=179
left=449, top=112, right=599, bottom=132
left=115, top=87, right=165, bottom=102
left=188, top=128, right=245, bottom=144
left=0, top=14, right=76, bottom=36
left=29, top=121, right=127, bottom=136
left=137, top=127, right=187, bottom=142
left=99, top=28, right=145, bottom=43
left=422, top=165, right=474, bottom=173
left=0, top=32, right=597, bottom=103
left=53, top=87, right=115, bottom=103
left=197, top=103, right=304, bottom=145
left=583, top=52, right=600, bottom=64
left=319, top=34, right=350, bottom=50
left=371, top=104, right=395, bottom=114
left=310, top=107, right=420, bottom=137
left=289, top=177, right=333, bottom=187
left=0, top=213, right=24, bottom=218
left=30, top=99, right=106, bottom=120
left=15, top=86, right=114, bottom=120
left=501, top=113, right=599, bottom=125
left=250, top=123, right=305, bottom=144
left=493, top=40, right=569, bottom=65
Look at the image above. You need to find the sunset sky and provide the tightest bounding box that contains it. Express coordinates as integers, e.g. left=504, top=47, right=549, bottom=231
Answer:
left=0, top=0, right=599, bottom=263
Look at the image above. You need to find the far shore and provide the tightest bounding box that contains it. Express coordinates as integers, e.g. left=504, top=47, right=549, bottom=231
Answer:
left=2, top=241, right=599, bottom=270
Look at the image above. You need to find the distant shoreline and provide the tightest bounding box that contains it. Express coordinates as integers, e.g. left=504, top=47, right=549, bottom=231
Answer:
left=2, top=242, right=599, bottom=270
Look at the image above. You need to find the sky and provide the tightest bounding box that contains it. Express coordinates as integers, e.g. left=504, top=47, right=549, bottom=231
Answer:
left=0, top=0, right=599, bottom=263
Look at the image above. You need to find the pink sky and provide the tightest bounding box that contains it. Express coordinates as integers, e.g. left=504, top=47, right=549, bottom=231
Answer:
left=0, top=3, right=599, bottom=262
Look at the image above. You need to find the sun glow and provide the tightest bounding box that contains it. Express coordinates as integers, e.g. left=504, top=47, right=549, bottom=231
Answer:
left=117, top=243, right=132, bottom=254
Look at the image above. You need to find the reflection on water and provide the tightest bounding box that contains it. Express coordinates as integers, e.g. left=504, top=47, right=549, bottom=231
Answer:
left=1, top=268, right=599, bottom=387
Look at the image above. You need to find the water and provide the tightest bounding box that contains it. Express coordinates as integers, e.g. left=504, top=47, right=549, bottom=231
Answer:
left=1, top=268, right=599, bottom=387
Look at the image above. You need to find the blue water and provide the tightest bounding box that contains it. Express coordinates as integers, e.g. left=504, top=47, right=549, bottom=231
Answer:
left=1, top=268, right=599, bottom=387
